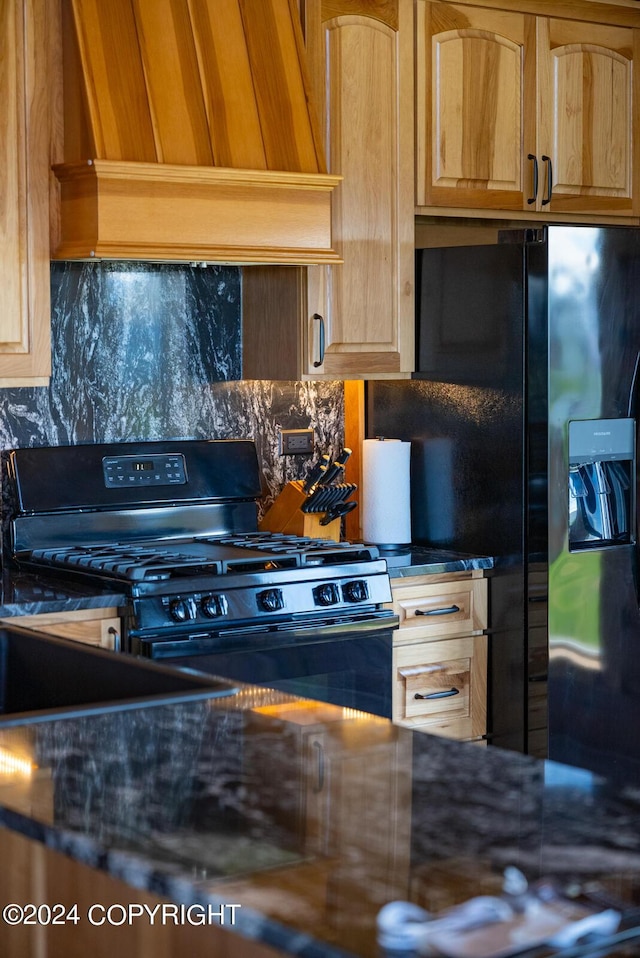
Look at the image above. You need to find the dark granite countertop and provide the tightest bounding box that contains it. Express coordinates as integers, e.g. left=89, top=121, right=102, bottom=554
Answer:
left=386, top=547, right=494, bottom=578
left=0, top=566, right=126, bottom=617
left=1, top=686, right=640, bottom=958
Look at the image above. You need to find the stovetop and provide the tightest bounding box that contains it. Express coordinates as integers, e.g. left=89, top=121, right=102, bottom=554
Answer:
left=25, top=534, right=380, bottom=584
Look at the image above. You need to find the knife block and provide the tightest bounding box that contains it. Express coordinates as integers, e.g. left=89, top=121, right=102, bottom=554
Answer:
left=258, top=481, right=341, bottom=541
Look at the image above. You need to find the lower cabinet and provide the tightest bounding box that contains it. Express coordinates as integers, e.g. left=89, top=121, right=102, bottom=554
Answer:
left=0, top=828, right=284, bottom=958
left=229, top=702, right=412, bottom=955
left=388, top=572, right=488, bottom=742
left=2, top=609, right=121, bottom=650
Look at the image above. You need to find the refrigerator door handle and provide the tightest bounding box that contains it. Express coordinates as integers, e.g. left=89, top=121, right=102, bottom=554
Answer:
left=627, top=351, right=640, bottom=417
left=628, top=353, right=640, bottom=607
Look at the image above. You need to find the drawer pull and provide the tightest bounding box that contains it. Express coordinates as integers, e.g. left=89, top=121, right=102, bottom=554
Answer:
left=415, top=604, right=460, bottom=617
left=312, top=740, right=325, bottom=793
left=414, top=687, right=460, bottom=700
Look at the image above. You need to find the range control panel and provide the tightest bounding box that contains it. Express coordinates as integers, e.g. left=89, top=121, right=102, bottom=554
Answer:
left=129, top=569, right=390, bottom=634
left=102, top=454, right=187, bottom=488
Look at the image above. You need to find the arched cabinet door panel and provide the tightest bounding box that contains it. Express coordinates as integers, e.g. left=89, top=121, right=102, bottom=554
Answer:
left=417, top=2, right=533, bottom=211
left=537, top=18, right=638, bottom=216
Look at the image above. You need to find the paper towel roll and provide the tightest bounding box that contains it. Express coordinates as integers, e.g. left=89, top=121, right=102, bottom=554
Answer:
left=361, top=438, right=411, bottom=549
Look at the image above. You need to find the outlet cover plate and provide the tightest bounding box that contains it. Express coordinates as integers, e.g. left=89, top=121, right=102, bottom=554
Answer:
left=279, top=428, right=314, bottom=455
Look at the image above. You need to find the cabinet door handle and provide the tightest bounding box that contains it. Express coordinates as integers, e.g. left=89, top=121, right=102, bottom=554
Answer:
left=312, top=313, right=325, bottom=368
left=415, top=604, right=460, bottom=617
left=527, top=154, right=538, bottom=205
left=312, top=740, right=325, bottom=792
left=541, top=155, right=553, bottom=205
left=414, top=687, right=460, bottom=700
left=107, top=626, right=121, bottom=651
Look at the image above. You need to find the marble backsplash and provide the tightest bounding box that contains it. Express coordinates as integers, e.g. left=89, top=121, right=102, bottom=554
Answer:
left=0, top=262, right=344, bottom=511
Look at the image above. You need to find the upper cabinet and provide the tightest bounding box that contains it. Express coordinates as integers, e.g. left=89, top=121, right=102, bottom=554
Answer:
left=0, top=0, right=52, bottom=386
left=304, top=0, right=415, bottom=377
left=416, top=0, right=640, bottom=219
left=243, top=0, right=415, bottom=380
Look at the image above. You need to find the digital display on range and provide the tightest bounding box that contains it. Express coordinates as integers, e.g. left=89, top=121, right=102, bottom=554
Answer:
left=102, top=454, right=187, bottom=488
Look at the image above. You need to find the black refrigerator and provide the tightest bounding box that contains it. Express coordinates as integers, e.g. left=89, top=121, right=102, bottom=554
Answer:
left=367, top=225, right=640, bottom=784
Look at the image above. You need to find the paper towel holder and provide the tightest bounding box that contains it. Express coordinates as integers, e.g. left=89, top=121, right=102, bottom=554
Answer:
left=363, top=437, right=412, bottom=555
left=370, top=541, right=412, bottom=555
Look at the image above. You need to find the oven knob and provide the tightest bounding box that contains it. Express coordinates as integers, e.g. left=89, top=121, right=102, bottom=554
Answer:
left=313, top=582, right=340, bottom=607
left=342, top=579, right=369, bottom=603
left=201, top=593, right=227, bottom=618
left=257, top=588, right=285, bottom=612
left=168, top=597, right=197, bottom=623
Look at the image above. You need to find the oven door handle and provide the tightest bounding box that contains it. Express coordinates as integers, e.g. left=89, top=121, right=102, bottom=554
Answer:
left=133, top=611, right=399, bottom=659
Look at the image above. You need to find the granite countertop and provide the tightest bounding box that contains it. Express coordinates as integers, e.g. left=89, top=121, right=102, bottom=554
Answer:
left=385, top=547, right=494, bottom=578
left=0, top=566, right=127, bottom=617
left=1, top=686, right=640, bottom=958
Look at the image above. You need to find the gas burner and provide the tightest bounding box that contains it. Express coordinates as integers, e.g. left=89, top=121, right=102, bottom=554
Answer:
left=29, top=545, right=225, bottom=581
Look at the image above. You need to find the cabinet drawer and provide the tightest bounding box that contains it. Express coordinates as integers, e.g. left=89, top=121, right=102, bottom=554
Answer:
left=1, top=610, right=121, bottom=650
left=393, top=634, right=487, bottom=740
left=401, top=654, right=471, bottom=724
left=388, top=575, right=487, bottom=643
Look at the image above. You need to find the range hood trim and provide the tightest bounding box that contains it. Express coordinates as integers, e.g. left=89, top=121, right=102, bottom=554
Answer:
left=52, top=159, right=343, bottom=265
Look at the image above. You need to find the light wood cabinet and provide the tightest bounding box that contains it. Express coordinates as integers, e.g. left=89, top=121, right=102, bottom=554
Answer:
left=0, top=827, right=286, bottom=958
left=0, top=0, right=54, bottom=386
left=1, top=609, right=121, bottom=651
left=242, top=0, right=415, bottom=380
left=388, top=571, right=488, bottom=741
left=416, top=0, right=640, bottom=220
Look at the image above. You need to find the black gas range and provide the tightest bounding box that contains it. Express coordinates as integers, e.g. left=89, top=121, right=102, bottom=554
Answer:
left=8, top=440, right=397, bottom=717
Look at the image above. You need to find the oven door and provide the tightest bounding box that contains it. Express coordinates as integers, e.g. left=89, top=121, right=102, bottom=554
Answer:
left=133, top=613, right=397, bottom=719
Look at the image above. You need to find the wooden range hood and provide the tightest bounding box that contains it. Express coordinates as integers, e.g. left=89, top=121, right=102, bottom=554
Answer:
left=52, top=0, right=341, bottom=264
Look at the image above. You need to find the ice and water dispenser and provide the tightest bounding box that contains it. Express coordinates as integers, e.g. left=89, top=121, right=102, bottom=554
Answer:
left=568, top=418, right=636, bottom=551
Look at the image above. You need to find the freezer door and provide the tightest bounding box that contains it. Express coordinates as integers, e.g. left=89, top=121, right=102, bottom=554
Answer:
left=548, top=226, right=640, bottom=784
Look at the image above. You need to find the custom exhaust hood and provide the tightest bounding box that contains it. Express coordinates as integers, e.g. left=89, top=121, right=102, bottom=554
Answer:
left=52, top=0, right=341, bottom=264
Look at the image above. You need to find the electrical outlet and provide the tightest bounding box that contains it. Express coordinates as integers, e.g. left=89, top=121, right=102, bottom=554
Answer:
left=279, top=428, right=314, bottom=455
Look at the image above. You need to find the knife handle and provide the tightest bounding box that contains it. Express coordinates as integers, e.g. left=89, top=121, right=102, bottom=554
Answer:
left=319, top=463, right=341, bottom=486
left=303, top=454, right=331, bottom=494
left=320, top=500, right=358, bottom=525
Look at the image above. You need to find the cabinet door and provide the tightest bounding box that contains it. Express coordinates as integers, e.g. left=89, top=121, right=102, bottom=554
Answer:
left=416, top=1, right=536, bottom=211
left=303, top=0, right=414, bottom=378
left=536, top=18, right=639, bottom=216
left=0, top=0, right=52, bottom=385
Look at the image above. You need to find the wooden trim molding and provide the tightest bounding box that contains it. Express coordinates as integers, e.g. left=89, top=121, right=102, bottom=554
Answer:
left=52, top=160, right=342, bottom=264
